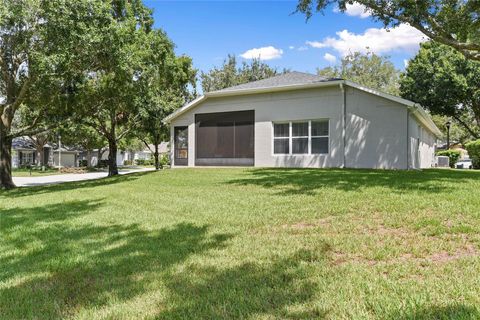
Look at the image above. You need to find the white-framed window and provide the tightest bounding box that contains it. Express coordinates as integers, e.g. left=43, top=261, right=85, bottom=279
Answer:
left=273, top=120, right=329, bottom=155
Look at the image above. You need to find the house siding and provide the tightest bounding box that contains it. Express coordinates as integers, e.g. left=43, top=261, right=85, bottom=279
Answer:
left=170, top=85, right=437, bottom=169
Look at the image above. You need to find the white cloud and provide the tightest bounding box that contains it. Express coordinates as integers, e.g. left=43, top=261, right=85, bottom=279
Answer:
left=324, top=53, right=337, bottom=64
left=334, top=2, right=371, bottom=18
left=297, top=46, right=308, bottom=51
left=240, top=46, right=283, bottom=60
left=306, top=24, right=427, bottom=56
left=289, top=45, right=295, bottom=50
left=403, top=59, right=409, bottom=68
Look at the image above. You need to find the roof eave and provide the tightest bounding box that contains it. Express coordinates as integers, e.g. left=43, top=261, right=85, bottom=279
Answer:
left=164, top=80, right=343, bottom=123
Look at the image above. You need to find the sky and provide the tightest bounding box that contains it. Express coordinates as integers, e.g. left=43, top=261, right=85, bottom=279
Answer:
left=143, top=0, right=428, bottom=75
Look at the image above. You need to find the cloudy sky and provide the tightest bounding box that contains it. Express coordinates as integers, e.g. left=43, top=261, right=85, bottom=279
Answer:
left=144, top=0, right=427, bottom=74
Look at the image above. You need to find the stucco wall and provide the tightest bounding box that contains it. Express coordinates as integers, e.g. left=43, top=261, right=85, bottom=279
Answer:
left=345, top=87, right=409, bottom=169
left=408, top=114, right=436, bottom=169
left=171, top=86, right=345, bottom=168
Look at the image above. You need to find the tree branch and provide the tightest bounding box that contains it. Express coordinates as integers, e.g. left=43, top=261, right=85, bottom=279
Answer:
left=452, top=115, right=480, bottom=139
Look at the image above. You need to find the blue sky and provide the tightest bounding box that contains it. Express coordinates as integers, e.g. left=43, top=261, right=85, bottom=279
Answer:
left=144, top=0, right=427, bottom=75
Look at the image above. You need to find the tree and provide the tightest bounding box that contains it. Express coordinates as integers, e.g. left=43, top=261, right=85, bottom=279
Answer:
left=136, top=31, right=196, bottom=170
left=0, top=0, right=101, bottom=188
left=317, top=51, right=400, bottom=95
left=58, top=122, right=107, bottom=167
left=75, top=0, right=155, bottom=176
left=400, top=41, right=480, bottom=140
left=296, top=0, right=480, bottom=61
left=201, top=55, right=285, bottom=92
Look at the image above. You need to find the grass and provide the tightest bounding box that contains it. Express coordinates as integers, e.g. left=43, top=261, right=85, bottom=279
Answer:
left=12, top=167, right=61, bottom=177
left=1, top=168, right=479, bottom=319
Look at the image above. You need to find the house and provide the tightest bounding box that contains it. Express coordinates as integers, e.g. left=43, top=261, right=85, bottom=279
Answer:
left=165, top=72, right=442, bottom=169
left=12, top=137, right=81, bottom=168
left=12, top=137, right=51, bottom=168
left=78, top=142, right=169, bottom=167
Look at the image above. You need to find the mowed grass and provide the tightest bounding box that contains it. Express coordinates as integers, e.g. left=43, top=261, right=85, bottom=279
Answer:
left=1, top=168, right=480, bottom=319
left=12, top=168, right=61, bottom=177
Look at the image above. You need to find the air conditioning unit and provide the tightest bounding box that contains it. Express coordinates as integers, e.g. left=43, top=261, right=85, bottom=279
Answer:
left=435, top=156, right=450, bottom=168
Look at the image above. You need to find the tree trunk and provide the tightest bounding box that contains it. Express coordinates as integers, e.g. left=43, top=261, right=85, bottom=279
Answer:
left=154, top=143, right=160, bottom=170
left=36, top=146, right=45, bottom=167
left=108, top=139, right=119, bottom=176
left=87, top=150, right=92, bottom=167
left=0, top=125, right=15, bottom=189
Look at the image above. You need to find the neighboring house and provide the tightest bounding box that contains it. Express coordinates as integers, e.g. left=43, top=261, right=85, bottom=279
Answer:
left=12, top=137, right=80, bottom=168
left=165, top=72, right=442, bottom=169
left=79, top=143, right=169, bottom=166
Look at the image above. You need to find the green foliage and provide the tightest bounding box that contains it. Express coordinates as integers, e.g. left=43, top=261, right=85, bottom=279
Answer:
left=317, top=52, right=400, bottom=95
left=400, top=41, right=480, bottom=139
left=135, top=158, right=154, bottom=166
left=296, top=0, right=480, bottom=61
left=431, top=115, right=475, bottom=145
left=436, top=150, right=461, bottom=168
left=465, top=140, right=480, bottom=169
left=160, top=154, right=170, bottom=167
left=201, top=55, right=285, bottom=92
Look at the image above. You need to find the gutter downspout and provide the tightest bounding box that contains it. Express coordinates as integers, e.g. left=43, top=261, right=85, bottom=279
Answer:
left=340, top=82, right=347, bottom=168
left=406, top=108, right=410, bottom=170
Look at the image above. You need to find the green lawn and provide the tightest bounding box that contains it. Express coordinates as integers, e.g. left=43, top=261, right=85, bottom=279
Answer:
left=1, top=168, right=480, bottom=319
left=12, top=168, right=61, bottom=177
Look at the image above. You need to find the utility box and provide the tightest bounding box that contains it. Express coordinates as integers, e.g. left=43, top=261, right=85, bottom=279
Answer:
left=435, top=156, right=450, bottom=168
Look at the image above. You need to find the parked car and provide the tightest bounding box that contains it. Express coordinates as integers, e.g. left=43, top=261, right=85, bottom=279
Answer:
left=456, top=158, right=473, bottom=169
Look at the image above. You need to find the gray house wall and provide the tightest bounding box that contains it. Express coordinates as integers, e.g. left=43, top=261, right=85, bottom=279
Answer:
left=170, top=85, right=437, bottom=169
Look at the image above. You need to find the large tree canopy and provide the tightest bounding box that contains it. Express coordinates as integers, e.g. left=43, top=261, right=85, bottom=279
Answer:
left=400, top=41, right=480, bottom=140
left=201, top=55, right=285, bottom=92
left=296, top=0, right=480, bottom=61
left=0, top=0, right=102, bottom=188
left=317, top=51, right=400, bottom=95
left=136, top=30, right=196, bottom=170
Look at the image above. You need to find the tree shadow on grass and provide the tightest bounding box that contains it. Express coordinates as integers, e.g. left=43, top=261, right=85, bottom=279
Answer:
left=391, top=304, right=480, bottom=319
left=0, top=200, right=231, bottom=319
left=1, top=171, right=154, bottom=199
left=157, top=248, right=331, bottom=320
left=226, top=168, right=480, bottom=195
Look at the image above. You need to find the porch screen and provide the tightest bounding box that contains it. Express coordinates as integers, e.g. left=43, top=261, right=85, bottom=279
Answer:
left=195, top=110, right=254, bottom=161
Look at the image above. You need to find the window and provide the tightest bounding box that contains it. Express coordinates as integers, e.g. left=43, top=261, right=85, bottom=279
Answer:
left=273, top=123, right=289, bottom=154
left=273, top=120, right=329, bottom=155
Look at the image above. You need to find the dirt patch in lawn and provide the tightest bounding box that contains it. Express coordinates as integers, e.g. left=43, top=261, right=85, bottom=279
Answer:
left=332, top=243, right=479, bottom=266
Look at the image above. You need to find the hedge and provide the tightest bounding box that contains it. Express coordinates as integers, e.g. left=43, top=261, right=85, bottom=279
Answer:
left=436, top=150, right=461, bottom=168
left=465, top=140, right=480, bottom=169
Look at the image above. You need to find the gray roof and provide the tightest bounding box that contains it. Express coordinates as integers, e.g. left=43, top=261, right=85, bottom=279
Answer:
left=212, top=71, right=341, bottom=93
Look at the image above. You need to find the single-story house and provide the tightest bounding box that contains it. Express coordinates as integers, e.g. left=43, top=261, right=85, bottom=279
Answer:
left=12, top=137, right=81, bottom=168
left=12, top=138, right=51, bottom=168
left=165, top=72, right=441, bottom=169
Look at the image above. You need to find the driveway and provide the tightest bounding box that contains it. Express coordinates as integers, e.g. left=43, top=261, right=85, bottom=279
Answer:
left=13, top=167, right=155, bottom=187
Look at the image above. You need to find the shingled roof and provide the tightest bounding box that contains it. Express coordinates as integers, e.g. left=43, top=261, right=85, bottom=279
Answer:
left=213, top=71, right=340, bottom=93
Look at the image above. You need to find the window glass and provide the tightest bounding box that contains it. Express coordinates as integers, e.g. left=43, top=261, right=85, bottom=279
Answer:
left=292, top=122, right=308, bottom=137
left=274, top=139, right=289, bottom=154
left=311, top=121, right=329, bottom=136
left=312, top=137, right=329, bottom=154
left=292, top=138, right=308, bottom=154
left=274, top=123, right=289, bottom=137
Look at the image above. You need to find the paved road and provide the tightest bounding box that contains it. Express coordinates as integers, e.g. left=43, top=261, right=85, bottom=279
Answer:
left=13, top=168, right=155, bottom=187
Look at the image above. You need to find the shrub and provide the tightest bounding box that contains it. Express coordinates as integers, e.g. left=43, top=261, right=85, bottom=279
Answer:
left=465, top=140, right=480, bottom=169
left=436, top=149, right=461, bottom=168
left=160, top=154, right=170, bottom=167
left=79, top=160, right=88, bottom=167
left=123, top=160, right=133, bottom=166
left=135, top=159, right=154, bottom=166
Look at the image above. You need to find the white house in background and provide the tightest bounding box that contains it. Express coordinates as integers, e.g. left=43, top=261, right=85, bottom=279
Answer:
left=79, top=142, right=169, bottom=166
left=165, top=72, right=441, bottom=169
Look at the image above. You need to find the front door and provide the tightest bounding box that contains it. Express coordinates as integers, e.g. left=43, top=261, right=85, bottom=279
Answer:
left=174, top=126, right=188, bottom=166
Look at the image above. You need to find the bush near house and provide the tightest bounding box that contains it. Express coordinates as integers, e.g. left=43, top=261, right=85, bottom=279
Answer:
left=436, top=150, right=461, bottom=168
left=135, top=159, right=154, bottom=166
left=465, top=140, right=480, bottom=169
